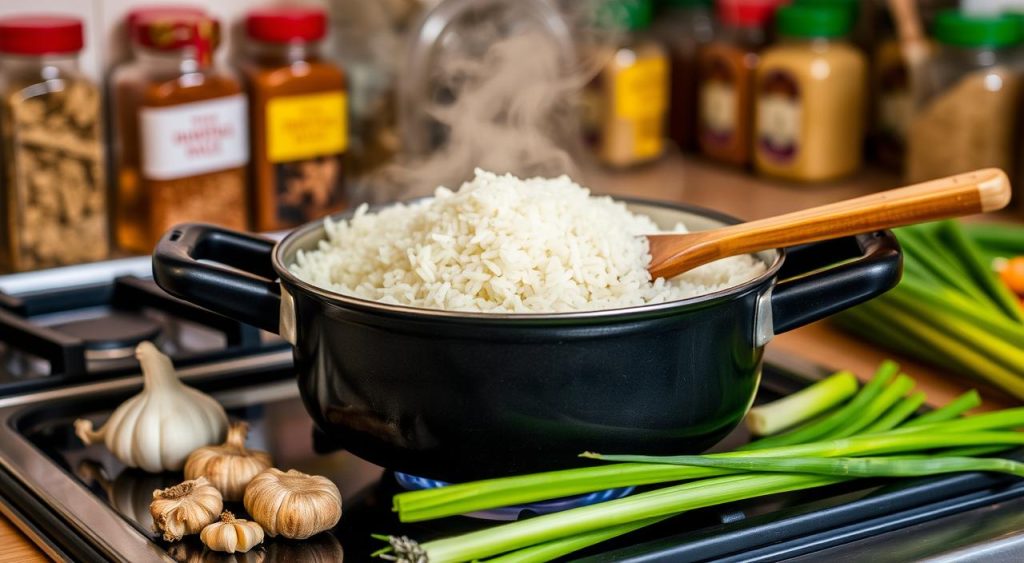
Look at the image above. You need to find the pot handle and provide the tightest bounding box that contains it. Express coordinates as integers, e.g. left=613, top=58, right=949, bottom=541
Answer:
left=770, top=230, right=902, bottom=335
left=152, top=224, right=282, bottom=334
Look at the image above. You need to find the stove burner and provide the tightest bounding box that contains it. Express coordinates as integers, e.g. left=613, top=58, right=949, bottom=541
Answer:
left=394, top=472, right=635, bottom=521
left=50, top=313, right=163, bottom=360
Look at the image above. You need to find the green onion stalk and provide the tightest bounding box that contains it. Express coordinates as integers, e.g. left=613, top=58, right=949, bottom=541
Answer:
left=381, top=367, right=1024, bottom=560
left=745, top=371, right=858, bottom=436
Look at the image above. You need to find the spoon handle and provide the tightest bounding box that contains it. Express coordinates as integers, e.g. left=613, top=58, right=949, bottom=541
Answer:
left=715, top=168, right=1011, bottom=255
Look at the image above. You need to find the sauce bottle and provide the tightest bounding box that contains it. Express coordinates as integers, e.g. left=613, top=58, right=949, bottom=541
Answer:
left=242, top=7, right=348, bottom=232
left=112, top=12, right=249, bottom=253
left=696, top=0, right=782, bottom=167
left=654, top=0, right=715, bottom=152
left=584, top=0, right=669, bottom=168
left=0, top=16, right=108, bottom=271
left=753, top=4, right=866, bottom=181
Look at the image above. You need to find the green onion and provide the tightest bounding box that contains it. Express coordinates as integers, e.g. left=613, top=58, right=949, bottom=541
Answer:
left=387, top=474, right=843, bottom=562
left=595, top=455, right=1024, bottom=479
left=393, top=464, right=731, bottom=523
left=902, top=390, right=981, bottom=427
left=863, top=391, right=926, bottom=433
left=586, top=431, right=1024, bottom=465
left=831, top=373, right=914, bottom=438
left=851, top=304, right=1024, bottom=400
left=896, top=227, right=992, bottom=305
left=482, top=517, right=668, bottom=563
left=740, top=361, right=898, bottom=449
left=394, top=405, right=1024, bottom=522
left=745, top=371, right=858, bottom=436
left=938, top=220, right=1024, bottom=322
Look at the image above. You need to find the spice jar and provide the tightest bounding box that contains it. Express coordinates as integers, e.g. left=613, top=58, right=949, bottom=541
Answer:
left=653, top=0, right=715, bottom=152
left=242, top=7, right=347, bottom=232
left=906, top=11, right=1022, bottom=183
left=696, top=0, right=781, bottom=167
left=753, top=5, right=866, bottom=181
left=111, top=12, right=249, bottom=254
left=583, top=0, right=669, bottom=168
left=0, top=16, right=109, bottom=272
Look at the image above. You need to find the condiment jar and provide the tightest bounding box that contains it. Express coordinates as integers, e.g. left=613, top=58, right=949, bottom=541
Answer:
left=0, top=16, right=109, bottom=272
left=906, top=11, right=1022, bottom=183
left=242, top=7, right=348, bottom=232
left=871, top=10, right=911, bottom=170
left=753, top=4, right=866, bottom=182
left=696, top=0, right=782, bottom=167
left=111, top=12, right=249, bottom=254
left=583, top=0, right=669, bottom=168
left=653, top=0, right=715, bottom=152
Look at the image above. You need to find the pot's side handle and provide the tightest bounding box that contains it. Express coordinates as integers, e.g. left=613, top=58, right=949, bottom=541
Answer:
left=152, top=223, right=282, bottom=334
left=770, top=230, right=902, bottom=335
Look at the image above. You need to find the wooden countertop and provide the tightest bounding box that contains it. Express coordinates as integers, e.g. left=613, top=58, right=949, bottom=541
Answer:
left=1, top=154, right=1017, bottom=560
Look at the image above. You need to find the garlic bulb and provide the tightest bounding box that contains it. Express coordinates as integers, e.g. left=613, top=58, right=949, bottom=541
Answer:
left=185, top=422, right=273, bottom=501
left=74, top=342, right=228, bottom=472
left=201, top=512, right=264, bottom=553
left=243, top=468, right=342, bottom=539
left=150, top=477, right=223, bottom=541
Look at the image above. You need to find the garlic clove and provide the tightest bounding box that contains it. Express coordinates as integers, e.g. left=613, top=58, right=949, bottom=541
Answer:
left=201, top=511, right=264, bottom=554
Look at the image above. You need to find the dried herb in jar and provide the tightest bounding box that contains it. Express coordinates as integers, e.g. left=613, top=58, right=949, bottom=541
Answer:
left=0, top=16, right=109, bottom=271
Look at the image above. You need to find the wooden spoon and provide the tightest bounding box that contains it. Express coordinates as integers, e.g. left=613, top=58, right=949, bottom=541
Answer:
left=647, top=168, right=1012, bottom=280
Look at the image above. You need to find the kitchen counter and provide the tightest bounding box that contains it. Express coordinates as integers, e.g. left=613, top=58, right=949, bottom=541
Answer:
left=1, top=154, right=1018, bottom=559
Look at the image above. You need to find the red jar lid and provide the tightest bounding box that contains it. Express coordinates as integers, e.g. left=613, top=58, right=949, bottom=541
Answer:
left=717, top=0, right=785, bottom=27
left=246, top=7, right=327, bottom=43
left=0, top=15, right=84, bottom=55
left=134, top=12, right=218, bottom=63
left=126, top=5, right=206, bottom=33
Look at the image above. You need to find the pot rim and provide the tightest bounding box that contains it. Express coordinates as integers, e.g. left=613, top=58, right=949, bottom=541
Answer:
left=270, top=197, right=786, bottom=321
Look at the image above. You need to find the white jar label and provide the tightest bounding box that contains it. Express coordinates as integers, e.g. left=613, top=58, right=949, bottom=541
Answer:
left=140, top=95, right=248, bottom=180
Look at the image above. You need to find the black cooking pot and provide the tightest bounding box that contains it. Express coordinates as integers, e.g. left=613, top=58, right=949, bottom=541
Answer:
left=152, top=200, right=900, bottom=481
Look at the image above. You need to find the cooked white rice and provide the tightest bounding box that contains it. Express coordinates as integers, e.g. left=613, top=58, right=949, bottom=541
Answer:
left=290, top=170, right=766, bottom=313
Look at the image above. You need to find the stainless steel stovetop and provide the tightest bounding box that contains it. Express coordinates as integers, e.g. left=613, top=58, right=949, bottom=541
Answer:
left=1, top=261, right=1024, bottom=562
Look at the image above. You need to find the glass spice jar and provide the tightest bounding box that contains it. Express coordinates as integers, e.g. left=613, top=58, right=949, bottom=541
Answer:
left=906, top=11, right=1022, bottom=184
left=696, top=0, right=782, bottom=167
left=583, top=0, right=670, bottom=168
left=111, top=12, right=249, bottom=254
left=653, top=0, right=715, bottom=152
left=0, top=16, right=109, bottom=272
left=242, top=6, right=348, bottom=232
left=753, top=4, right=867, bottom=181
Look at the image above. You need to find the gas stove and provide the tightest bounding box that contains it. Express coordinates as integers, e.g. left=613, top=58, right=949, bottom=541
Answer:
left=0, top=258, right=284, bottom=396
left=0, top=262, right=1023, bottom=562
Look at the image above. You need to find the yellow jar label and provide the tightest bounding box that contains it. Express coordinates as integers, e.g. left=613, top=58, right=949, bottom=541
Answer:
left=614, top=57, right=668, bottom=159
left=266, top=91, right=347, bottom=163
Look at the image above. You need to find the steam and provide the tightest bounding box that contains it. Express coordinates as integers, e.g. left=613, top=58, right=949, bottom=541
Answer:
left=353, top=1, right=618, bottom=203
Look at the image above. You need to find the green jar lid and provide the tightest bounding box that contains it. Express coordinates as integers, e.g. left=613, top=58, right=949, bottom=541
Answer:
left=934, top=10, right=1021, bottom=48
left=794, top=0, right=858, bottom=20
left=776, top=5, right=852, bottom=38
left=605, top=0, right=654, bottom=31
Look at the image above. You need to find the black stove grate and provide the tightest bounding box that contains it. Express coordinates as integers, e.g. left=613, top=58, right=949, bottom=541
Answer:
left=0, top=276, right=266, bottom=391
